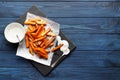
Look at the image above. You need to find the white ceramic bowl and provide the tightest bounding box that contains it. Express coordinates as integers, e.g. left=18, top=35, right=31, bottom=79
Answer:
left=4, top=22, right=25, bottom=43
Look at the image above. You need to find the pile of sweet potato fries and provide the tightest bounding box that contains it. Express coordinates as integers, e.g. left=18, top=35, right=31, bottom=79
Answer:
left=24, top=18, right=63, bottom=59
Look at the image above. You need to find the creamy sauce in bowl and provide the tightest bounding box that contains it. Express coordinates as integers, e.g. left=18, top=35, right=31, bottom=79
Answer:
left=4, top=22, right=25, bottom=43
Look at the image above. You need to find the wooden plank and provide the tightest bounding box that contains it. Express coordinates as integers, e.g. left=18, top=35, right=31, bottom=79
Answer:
left=51, top=68, right=120, bottom=80
left=65, top=33, right=120, bottom=51
left=1, top=17, right=120, bottom=25
left=0, top=33, right=120, bottom=51
left=49, top=17, right=120, bottom=25
left=1, top=50, right=119, bottom=68
left=0, top=2, right=120, bottom=17
left=0, top=37, right=18, bottom=51
left=0, top=0, right=119, bottom=2
left=1, top=24, right=120, bottom=34
left=1, top=18, right=120, bottom=33
left=0, top=67, right=120, bottom=80
left=0, top=68, right=43, bottom=80
left=0, top=51, right=33, bottom=68
left=61, top=25, right=120, bottom=33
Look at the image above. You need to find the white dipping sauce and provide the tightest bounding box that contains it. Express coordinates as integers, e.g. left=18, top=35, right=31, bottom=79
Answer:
left=4, top=22, right=25, bottom=43
left=56, top=36, right=70, bottom=54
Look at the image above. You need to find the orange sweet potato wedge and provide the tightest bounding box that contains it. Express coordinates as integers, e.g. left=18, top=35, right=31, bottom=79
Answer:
left=52, top=44, right=64, bottom=52
left=47, top=32, right=56, bottom=37
left=25, top=34, right=29, bottom=48
left=24, top=21, right=36, bottom=25
left=33, top=36, right=46, bottom=42
left=44, top=36, right=55, bottom=48
left=24, top=17, right=62, bottom=59
left=41, top=27, right=51, bottom=36
left=29, top=45, right=34, bottom=55
left=35, top=48, right=48, bottom=59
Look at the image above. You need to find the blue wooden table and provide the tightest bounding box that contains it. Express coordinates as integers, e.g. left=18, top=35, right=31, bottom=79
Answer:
left=0, top=0, right=120, bottom=80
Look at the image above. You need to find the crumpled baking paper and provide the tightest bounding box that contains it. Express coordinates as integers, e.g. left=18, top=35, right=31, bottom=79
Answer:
left=16, top=12, right=60, bottom=66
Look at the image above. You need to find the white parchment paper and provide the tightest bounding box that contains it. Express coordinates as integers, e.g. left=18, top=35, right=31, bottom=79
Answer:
left=16, top=12, right=60, bottom=66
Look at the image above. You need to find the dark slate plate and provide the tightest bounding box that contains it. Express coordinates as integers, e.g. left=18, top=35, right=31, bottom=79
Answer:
left=16, top=5, right=76, bottom=76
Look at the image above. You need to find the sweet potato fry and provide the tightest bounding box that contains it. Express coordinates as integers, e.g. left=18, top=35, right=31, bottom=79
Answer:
left=33, top=36, right=46, bottom=42
left=49, top=42, right=54, bottom=47
left=27, top=42, right=35, bottom=55
left=24, top=21, right=36, bottom=25
left=44, top=36, right=55, bottom=48
left=38, top=41, right=42, bottom=46
left=26, top=32, right=34, bottom=41
left=33, top=43, right=37, bottom=48
left=29, top=42, right=35, bottom=52
left=35, top=52, right=42, bottom=58
left=45, top=49, right=50, bottom=53
left=36, top=20, right=46, bottom=25
left=29, top=45, right=34, bottom=55
left=36, top=51, right=48, bottom=59
left=28, top=25, right=34, bottom=31
left=36, top=20, right=42, bottom=24
left=28, top=27, right=37, bottom=33
left=31, top=25, right=43, bottom=36
left=47, top=32, right=56, bottom=37
left=52, top=44, right=64, bottom=52
left=37, top=48, right=47, bottom=54
left=24, top=17, right=62, bottom=59
left=36, top=28, right=45, bottom=38
left=35, top=24, right=39, bottom=29
left=40, top=38, right=49, bottom=48
left=25, top=34, right=29, bottom=48
left=34, top=41, right=42, bottom=47
left=41, top=27, right=51, bottom=36
left=35, top=48, right=48, bottom=59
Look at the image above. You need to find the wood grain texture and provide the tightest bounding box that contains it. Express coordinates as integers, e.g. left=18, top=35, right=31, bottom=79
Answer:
left=1, top=51, right=120, bottom=68
left=1, top=18, right=120, bottom=33
left=0, top=51, right=32, bottom=68
left=0, top=2, right=120, bottom=17
left=0, top=67, right=120, bottom=80
left=0, top=0, right=119, bottom=2
left=0, top=0, right=120, bottom=80
left=1, top=33, right=120, bottom=51
left=1, top=17, right=120, bottom=25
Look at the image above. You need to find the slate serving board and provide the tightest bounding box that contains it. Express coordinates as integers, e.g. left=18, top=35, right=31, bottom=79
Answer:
left=16, top=5, right=76, bottom=76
